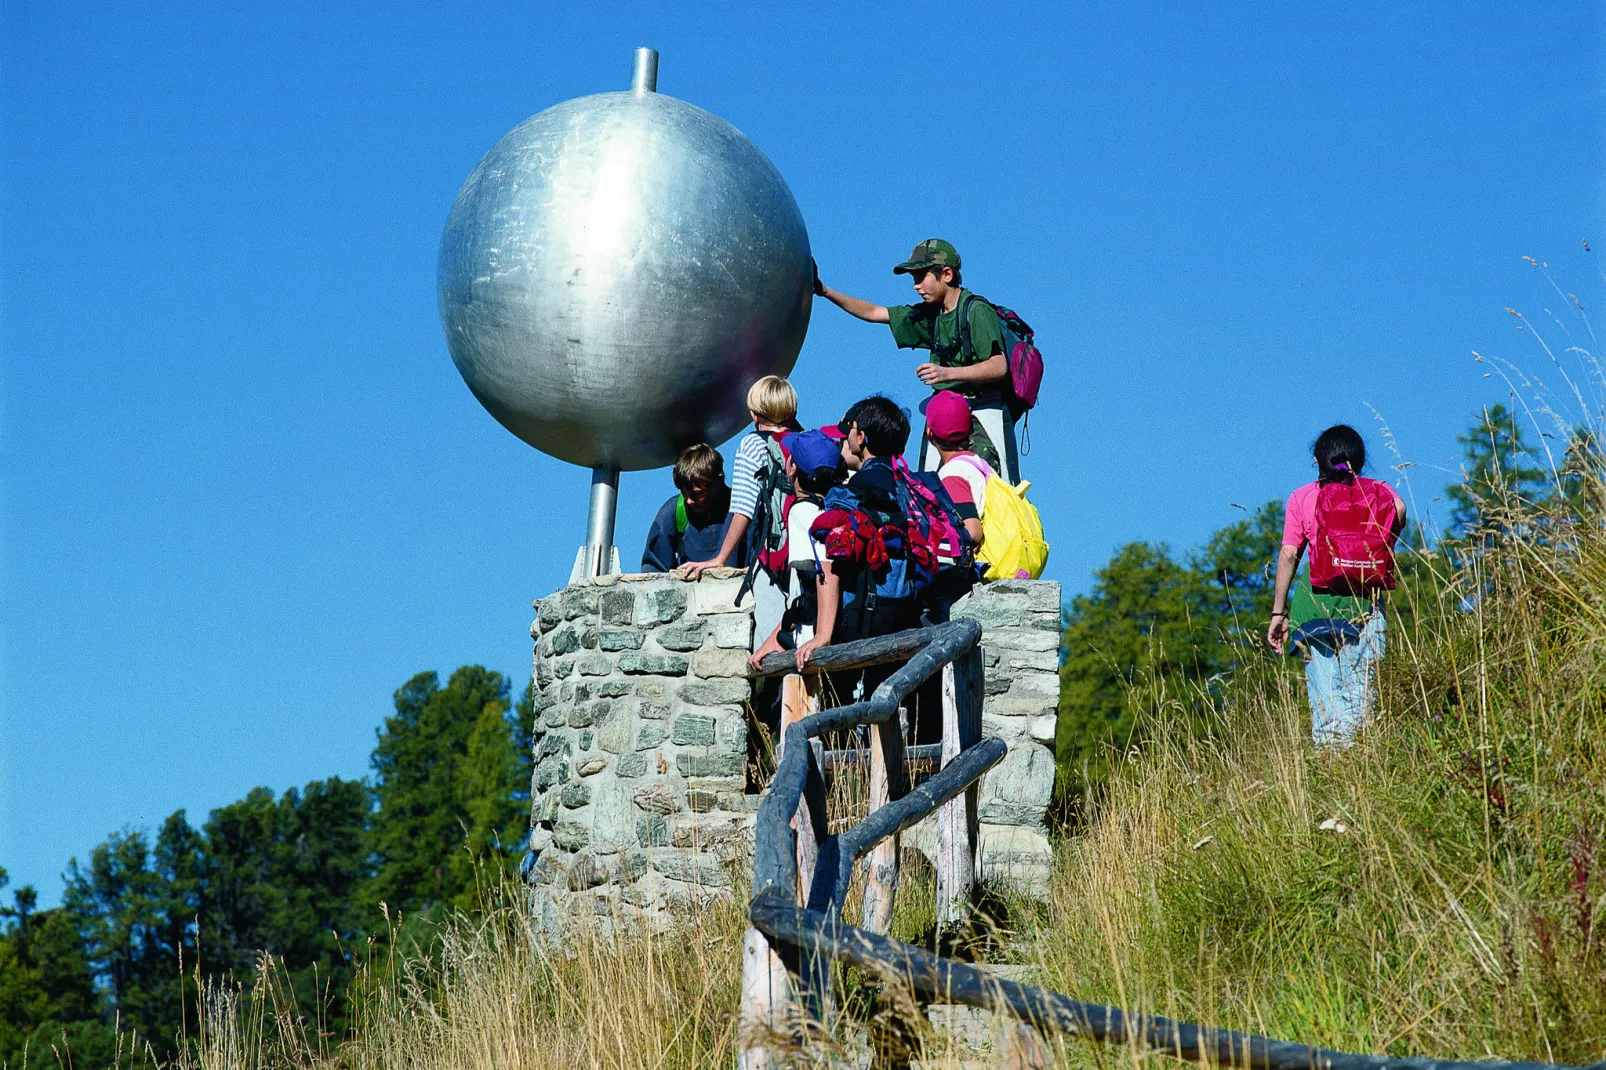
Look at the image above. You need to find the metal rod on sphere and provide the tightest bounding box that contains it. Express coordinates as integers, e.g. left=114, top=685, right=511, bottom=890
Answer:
left=631, top=47, right=658, bottom=94
left=585, top=466, right=620, bottom=578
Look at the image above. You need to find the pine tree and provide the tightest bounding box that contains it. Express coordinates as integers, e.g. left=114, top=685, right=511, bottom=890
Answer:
left=1446, top=403, right=1550, bottom=536
left=366, top=666, right=513, bottom=914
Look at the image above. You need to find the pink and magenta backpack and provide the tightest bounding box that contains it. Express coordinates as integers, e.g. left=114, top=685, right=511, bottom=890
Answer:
left=955, top=295, right=1043, bottom=417
left=1310, top=476, right=1399, bottom=594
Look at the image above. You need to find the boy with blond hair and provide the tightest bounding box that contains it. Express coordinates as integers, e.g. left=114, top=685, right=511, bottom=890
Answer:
left=680, top=375, right=799, bottom=648
left=641, top=444, right=744, bottom=573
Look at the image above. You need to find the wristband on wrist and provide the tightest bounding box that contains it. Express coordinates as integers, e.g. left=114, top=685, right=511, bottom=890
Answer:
left=1270, top=611, right=1288, bottom=618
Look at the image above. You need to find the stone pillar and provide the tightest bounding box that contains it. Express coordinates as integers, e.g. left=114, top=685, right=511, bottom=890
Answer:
left=951, top=579, right=1061, bottom=897
left=526, top=568, right=757, bottom=934
left=524, top=572, right=1064, bottom=929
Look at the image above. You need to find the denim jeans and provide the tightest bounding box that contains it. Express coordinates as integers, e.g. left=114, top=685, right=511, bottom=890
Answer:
left=1302, top=610, right=1385, bottom=747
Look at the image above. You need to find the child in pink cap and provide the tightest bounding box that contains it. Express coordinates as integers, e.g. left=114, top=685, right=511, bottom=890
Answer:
left=926, top=390, right=990, bottom=556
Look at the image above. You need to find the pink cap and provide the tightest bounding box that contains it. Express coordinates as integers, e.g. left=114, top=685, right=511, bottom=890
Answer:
left=818, top=423, right=846, bottom=442
left=925, top=390, right=972, bottom=444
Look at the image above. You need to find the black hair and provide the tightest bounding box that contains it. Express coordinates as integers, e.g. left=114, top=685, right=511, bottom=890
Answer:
left=794, top=468, right=841, bottom=497
left=1313, top=424, right=1366, bottom=485
left=841, top=394, right=909, bottom=458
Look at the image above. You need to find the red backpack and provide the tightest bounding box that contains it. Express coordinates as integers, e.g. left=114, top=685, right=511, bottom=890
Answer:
left=1309, top=477, right=1399, bottom=594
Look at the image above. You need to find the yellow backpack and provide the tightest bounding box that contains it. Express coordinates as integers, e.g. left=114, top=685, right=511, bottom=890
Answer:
left=955, top=457, right=1050, bottom=581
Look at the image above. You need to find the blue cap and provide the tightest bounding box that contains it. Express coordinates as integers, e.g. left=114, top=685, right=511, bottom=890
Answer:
left=784, top=429, right=845, bottom=482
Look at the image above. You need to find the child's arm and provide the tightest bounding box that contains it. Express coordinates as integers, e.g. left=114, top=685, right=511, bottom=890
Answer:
left=916, top=353, right=1007, bottom=385
left=795, top=561, right=839, bottom=671
left=817, top=281, right=890, bottom=324
left=747, top=616, right=786, bottom=672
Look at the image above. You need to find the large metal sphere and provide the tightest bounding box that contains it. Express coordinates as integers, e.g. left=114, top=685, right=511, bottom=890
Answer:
left=438, top=89, right=812, bottom=471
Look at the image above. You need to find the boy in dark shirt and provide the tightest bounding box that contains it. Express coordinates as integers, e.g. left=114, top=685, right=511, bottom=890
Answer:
left=641, top=444, right=745, bottom=573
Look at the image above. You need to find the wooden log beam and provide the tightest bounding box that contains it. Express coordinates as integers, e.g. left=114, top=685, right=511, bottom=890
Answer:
left=936, top=645, right=984, bottom=930
left=859, top=714, right=907, bottom=934
left=750, top=626, right=939, bottom=678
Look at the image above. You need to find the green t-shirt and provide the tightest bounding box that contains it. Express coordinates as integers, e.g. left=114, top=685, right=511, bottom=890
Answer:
left=1287, top=572, right=1374, bottom=629
left=887, top=289, right=1006, bottom=395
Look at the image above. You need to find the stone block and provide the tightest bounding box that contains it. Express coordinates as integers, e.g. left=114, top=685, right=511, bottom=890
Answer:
left=692, top=648, right=750, bottom=678
left=687, top=776, right=744, bottom=813
left=631, top=725, right=663, bottom=751
left=671, top=714, right=716, bottom=747
left=1029, top=714, right=1057, bottom=742
left=719, top=716, right=748, bottom=750
left=564, top=587, right=601, bottom=620
left=707, top=613, right=753, bottom=649
left=577, top=654, right=612, bottom=677
left=619, top=653, right=689, bottom=675
left=601, top=589, right=635, bottom=626
left=985, top=629, right=1060, bottom=653
left=599, top=629, right=644, bottom=651
left=635, top=586, right=688, bottom=626
left=620, top=851, right=649, bottom=882
left=978, top=827, right=1053, bottom=897
left=634, top=680, right=669, bottom=698
left=590, top=781, right=636, bottom=854
left=690, top=575, right=746, bottom=615
left=553, top=659, right=573, bottom=679
left=565, top=852, right=609, bottom=891
left=981, top=742, right=1055, bottom=810
left=987, top=697, right=1057, bottom=721
left=581, top=624, right=599, bottom=649
left=615, top=752, right=649, bottom=778
left=979, top=801, right=1049, bottom=827
left=671, top=816, right=745, bottom=849
left=577, top=757, right=608, bottom=777
left=637, top=814, right=669, bottom=847
left=542, top=705, right=566, bottom=729
left=543, top=625, right=579, bottom=657
left=528, top=852, right=565, bottom=887
left=529, top=823, right=552, bottom=853
left=536, top=658, right=554, bottom=688
left=657, top=620, right=706, bottom=651
left=1026, top=582, right=1063, bottom=612
left=596, top=712, right=632, bottom=754
left=679, top=679, right=752, bottom=706
left=579, top=730, right=594, bottom=750
left=561, top=781, right=591, bottom=808
left=954, top=598, right=1024, bottom=630
left=984, top=580, right=1037, bottom=599
left=651, top=850, right=731, bottom=887
left=985, top=671, right=1014, bottom=696
left=633, top=780, right=680, bottom=814
left=536, top=602, right=559, bottom=632
left=552, top=821, right=590, bottom=851
left=687, top=789, right=719, bottom=813
left=676, top=753, right=744, bottom=778
left=598, top=680, right=633, bottom=697
left=1004, top=649, right=1061, bottom=673
left=1009, top=672, right=1061, bottom=700
left=1029, top=613, right=1062, bottom=632
left=637, top=701, right=671, bottom=720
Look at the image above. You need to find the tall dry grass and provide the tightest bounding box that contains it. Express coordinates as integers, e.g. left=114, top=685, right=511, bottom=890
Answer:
left=1027, top=481, right=1606, bottom=1067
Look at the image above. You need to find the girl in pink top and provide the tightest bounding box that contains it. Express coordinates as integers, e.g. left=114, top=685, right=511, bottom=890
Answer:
left=1266, top=425, right=1406, bottom=746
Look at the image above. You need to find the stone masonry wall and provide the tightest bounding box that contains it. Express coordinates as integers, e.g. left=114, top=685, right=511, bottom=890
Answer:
left=526, top=568, right=756, bottom=934
left=950, top=579, right=1061, bottom=896
left=525, top=572, right=1063, bottom=930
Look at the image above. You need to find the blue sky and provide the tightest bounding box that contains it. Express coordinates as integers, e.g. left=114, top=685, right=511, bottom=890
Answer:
left=3, top=1, right=1601, bottom=903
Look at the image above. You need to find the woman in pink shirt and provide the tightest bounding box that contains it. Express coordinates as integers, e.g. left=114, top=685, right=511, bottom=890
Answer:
left=1266, top=425, right=1406, bottom=746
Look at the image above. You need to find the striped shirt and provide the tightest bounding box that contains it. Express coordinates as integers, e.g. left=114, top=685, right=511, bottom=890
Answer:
left=729, top=432, right=774, bottom=519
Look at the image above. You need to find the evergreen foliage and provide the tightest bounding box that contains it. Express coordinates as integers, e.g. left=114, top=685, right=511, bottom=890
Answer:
left=1055, top=501, right=1282, bottom=797
left=1, top=665, right=531, bottom=1066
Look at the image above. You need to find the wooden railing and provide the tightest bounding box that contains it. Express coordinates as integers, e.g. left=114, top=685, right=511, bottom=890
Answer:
left=737, top=621, right=1598, bottom=1070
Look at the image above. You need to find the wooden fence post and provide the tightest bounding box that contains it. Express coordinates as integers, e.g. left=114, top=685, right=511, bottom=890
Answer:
left=936, top=645, right=983, bottom=930
left=860, top=714, right=907, bottom=934
left=738, top=672, right=819, bottom=1069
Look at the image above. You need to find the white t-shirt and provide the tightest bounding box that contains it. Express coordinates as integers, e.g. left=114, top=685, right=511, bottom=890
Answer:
left=938, top=453, right=992, bottom=518
left=786, top=499, right=823, bottom=575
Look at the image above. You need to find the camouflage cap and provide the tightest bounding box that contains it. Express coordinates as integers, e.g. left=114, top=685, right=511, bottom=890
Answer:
left=892, top=238, right=961, bottom=275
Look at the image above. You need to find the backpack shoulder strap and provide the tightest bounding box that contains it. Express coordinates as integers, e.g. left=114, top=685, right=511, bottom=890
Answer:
left=957, top=293, right=978, bottom=361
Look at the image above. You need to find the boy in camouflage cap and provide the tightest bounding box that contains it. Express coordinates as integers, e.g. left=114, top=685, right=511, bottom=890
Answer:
left=815, top=239, right=1020, bottom=482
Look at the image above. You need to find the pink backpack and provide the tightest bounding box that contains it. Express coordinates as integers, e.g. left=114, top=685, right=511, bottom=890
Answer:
left=954, top=295, right=1043, bottom=417
left=1310, top=477, right=1398, bottom=594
